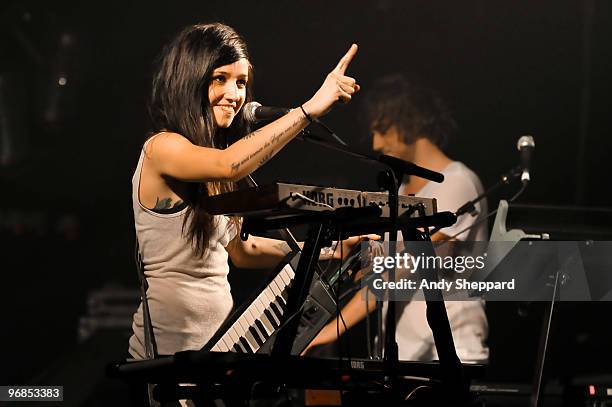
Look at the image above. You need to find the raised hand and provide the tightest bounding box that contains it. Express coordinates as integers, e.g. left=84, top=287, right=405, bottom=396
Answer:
left=302, top=44, right=360, bottom=119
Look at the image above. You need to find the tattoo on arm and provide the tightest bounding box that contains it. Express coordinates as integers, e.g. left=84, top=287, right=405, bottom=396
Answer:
left=154, top=197, right=184, bottom=210
left=320, top=246, right=336, bottom=260
left=241, top=128, right=260, bottom=141
left=258, top=152, right=273, bottom=166
left=230, top=117, right=302, bottom=174
left=231, top=144, right=265, bottom=172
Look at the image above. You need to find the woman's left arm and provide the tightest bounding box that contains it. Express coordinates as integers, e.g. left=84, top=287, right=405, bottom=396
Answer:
left=226, top=235, right=294, bottom=269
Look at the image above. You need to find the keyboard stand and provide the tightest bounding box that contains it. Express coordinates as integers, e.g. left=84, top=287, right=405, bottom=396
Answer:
left=400, top=211, right=470, bottom=403
left=241, top=205, right=383, bottom=357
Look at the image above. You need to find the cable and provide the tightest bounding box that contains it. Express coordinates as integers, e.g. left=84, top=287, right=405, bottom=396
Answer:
left=404, top=385, right=432, bottom=402
left=508, top=181, right=528, bottom=203
left=288, top=192, right=334, bottom=209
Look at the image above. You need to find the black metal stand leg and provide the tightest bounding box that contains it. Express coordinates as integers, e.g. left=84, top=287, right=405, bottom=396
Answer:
left=383, top=238, right=399, bottom=394
left=272, top=223, right=328, bottom=357
left=408, top=227, right=469, bottom=401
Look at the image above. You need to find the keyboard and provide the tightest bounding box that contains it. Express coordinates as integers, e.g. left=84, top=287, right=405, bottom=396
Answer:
left=203, top=249, right=357, bottom=355
left=201, top=183, right=437, bottom=357
left=204, top=182, right=437, bottom=218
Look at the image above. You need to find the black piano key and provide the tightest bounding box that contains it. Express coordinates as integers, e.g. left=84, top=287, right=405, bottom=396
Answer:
left=276, top=293, right=287, bottom=308
left=268, top=307, right=283, bottom=330
left=237, top=340, right=250, bottom=353
left=249, top=326, right=264, bottom=346
left=254, top=319, right=271, bottom=340
left=264, top=309, right=280, bottom=329
left=232, top=343, right=244, bottom=353
left=280, top=289, right=290, bottom=304
left=273, top=295, right=286, bottom=309
left=270, top=300, right=284, bottom=320
left=260, top=313, right=275, bottom=333
left=251, top=319, right=267, bottom=344
left=245, top=330, right=260, bottom=350
left=239, top=337, right=254, bottom=353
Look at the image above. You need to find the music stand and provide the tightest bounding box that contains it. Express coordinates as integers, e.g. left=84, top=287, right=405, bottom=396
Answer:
left=477, top=200, right=612, bottom=407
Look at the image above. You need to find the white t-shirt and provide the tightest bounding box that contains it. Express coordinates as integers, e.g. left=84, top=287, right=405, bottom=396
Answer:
left=392, top=161, right=490, bottom=363
left=413, top=161, right=487, bottom=242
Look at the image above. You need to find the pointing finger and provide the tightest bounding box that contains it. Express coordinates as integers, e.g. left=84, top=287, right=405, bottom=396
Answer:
left=334, top=43, right=358, bottom=75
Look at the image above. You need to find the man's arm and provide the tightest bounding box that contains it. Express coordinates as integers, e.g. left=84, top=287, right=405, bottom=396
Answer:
left=226, top=234, right=379, bottom=269
left=304, top=285, right=377, bottom=352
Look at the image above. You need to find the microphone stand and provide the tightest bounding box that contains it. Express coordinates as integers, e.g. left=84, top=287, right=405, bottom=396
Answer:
left=430, top=165, right=523, bottom=236
left=296, top=129, right=444, bottom=183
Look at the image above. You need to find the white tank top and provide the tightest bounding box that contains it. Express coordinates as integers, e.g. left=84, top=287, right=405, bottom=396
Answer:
left=128, top=144, right=236, bottom=358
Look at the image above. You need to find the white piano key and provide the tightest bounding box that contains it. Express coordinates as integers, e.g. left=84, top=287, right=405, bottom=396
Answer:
left=261, top=290, right=282, bottom=326
left=251, top=296, right=267, bottom=318
left=262, top=289, right=276, bottom=308
left=234, top=315, right=250, bottom=338
left=244, top=329, right=260, bottom=351
left=279, top=269, right=292, bottom=286
left=239, top=306, right=256, bottom=331
left=276, top=282, right=288, bottom=304
left=220, top=335, right=235, bottom=352
left=242, top=309, right=263, bottom=350
left=226, top=327, right=242, bottom=351
left=248, top=301, right=269, bottom=341
left=282, top=264, right=296, bottom=279
left=212, top=339, right=229, bottom=352
left=259, top=312, right=275, bottom=334
left=238, top=317, right=257, bottom=349
left=268, top=276, right=284, bottom=296
left=251, top=302, right=273, bottom=338
left=251, top=301, right=272, bottom=336
left=243, top=307, right=258, bottom=326
left=260, top=289, right=277, bottom=314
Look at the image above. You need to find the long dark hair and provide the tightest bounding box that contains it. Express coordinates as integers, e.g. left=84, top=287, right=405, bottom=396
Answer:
left=148, top=23, right=251, bottom=257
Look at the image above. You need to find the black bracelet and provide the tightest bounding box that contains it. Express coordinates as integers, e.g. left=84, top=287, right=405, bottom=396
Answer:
left=300, top=105, right=314, bottom=123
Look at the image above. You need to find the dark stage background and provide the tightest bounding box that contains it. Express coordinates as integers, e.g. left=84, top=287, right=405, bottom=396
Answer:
left=1, top=0, right=611, bottom=405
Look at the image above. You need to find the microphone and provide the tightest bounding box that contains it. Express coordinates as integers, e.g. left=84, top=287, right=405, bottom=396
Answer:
left=243, top=101, right=290, bottom=122
left=244, top=101, right=349, bottom=146
left=517, top=135, right=535, bottom=184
